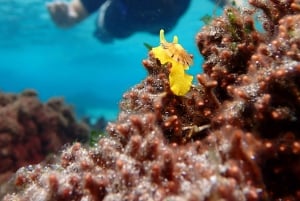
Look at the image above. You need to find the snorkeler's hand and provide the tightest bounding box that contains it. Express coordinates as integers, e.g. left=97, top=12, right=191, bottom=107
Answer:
left=46, top=0, right=79, bottom=28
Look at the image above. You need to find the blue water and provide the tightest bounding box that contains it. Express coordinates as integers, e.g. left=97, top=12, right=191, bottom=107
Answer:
left=0, top=0, right=221, bottom=121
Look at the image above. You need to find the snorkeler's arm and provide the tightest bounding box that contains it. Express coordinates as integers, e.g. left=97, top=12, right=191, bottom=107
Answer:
left=47, top=0, right=89, bottom=28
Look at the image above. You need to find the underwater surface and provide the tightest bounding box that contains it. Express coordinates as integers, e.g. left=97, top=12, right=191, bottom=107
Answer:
left=0, top=0, right=220, bottom=121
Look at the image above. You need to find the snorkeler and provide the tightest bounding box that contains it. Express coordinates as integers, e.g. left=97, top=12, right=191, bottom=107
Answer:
left=47, top=0, right=191, bottom=43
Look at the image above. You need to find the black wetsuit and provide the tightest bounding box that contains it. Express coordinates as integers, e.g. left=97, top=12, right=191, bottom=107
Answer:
left=81, top=0, right=192, bottom=42
left=81, top=0, right=104, bottom=13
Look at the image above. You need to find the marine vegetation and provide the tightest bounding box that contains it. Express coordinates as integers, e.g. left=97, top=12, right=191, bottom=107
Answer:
left=0, top=90, right=89, bottom=187
left=2, top=0, right=300, bottom=200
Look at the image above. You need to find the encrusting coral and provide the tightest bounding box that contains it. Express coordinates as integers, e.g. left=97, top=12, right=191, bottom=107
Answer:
left=2, top=0, right=300, bottom=200
left=0, top=90, right=89, bottom=189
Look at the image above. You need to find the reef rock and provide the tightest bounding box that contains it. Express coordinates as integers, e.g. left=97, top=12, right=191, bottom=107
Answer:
left=2, top=0, right=300, bottom=200
left=0, top=90, right=89, bottom=189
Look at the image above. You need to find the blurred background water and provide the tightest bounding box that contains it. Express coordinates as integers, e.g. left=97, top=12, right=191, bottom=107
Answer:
left=0, top=0, right=221, bottom=122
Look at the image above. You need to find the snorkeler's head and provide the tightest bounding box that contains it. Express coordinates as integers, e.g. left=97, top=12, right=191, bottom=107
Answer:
left=94, top=0, right=132, bottom=43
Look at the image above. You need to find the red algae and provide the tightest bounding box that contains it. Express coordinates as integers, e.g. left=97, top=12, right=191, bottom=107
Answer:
left=0, top=90, right=89, bottom=188
left=2, top=0, right=300, bottom=200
